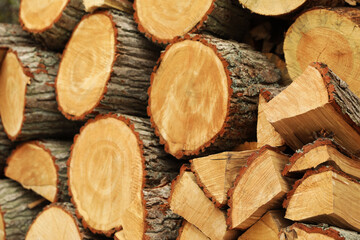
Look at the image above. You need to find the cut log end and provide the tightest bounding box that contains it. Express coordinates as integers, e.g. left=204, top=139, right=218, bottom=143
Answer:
left=19, top=0, right=68, bottom=32
left=239, top=0, right=306, bottom=16
left=149, top=38, right=230, bottom=158
left=56, top=12, right=116, bottom=120
left=25, top=204, right=82, bottom=240
left=0, top=49, right=29, bottom=140
left=5, top=142, right=58, bottom=202
left=134, top=0, right=214, bottom=43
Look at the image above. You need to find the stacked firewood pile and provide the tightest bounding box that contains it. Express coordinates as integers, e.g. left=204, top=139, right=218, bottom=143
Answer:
left=1, top=0, right=360, bottom=239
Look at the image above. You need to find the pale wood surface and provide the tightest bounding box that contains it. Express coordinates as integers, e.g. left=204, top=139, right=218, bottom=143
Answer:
left=177, top=221, right=209, bottom=240
left=83, top=0, right=133, bottom=13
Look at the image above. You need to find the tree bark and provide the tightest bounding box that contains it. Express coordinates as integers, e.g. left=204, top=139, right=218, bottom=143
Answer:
left=0, top=120, right=13, bottom=176
left=0, top=23, right=34, bottom=47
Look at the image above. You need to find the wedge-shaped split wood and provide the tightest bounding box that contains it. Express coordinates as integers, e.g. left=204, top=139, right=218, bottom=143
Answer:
left=0, top=46, right=79, bottom=141
left=191, top=150, right=257, bottom=207
left=227, top=146, right=292, bottom=230
left=283, top=167, right=360, bottom=232
left=83, top=0, right=133, bottom=13
left=148, top=35, right=281, bottom=158
left=284, top=8, right=360, bottom=98
left=279, top=223, right=360, bottom=240
left=0, top=179, right=44, bottom=240
left=177, top=221, right=209, bottom=240
left=170, top=166, right=240, bottom=240
left=56, top=10, right=160, bottom=120
left=238, top=210, right=291, bottom=240
left=68, top=114, right=181, bottom=238
left=134, top=0, right=250, bottom=44
left=264, top=62, right=360, bottom=156
left=283, top=138, right=360, bottom=179
left=19, top=0, right=85, bottom=50
left=5, top=140, right=71, bottom=202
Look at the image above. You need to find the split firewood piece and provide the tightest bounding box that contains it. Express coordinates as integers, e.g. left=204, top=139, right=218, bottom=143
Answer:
left=257, top=89, right=285, bottom=148
left=227, top=146, right=292, bottom=230
left=0, top=23, right=34, bottom=47
left=284, top=8, right=360, bottom=98
left=0, top=179, right=45, bottom=240
left=233, top=142, right=258, bottom=151
left=0, top=120, right=13, bottom=176
left=264, top=62, right=360, bottom=156
left=68, top=114, right=181, bottom=238
left=82, top=0, right=133, bottom=13
left=191, top=150, right=257, bottom=207
left=148, top=35, right=281, bottom=159
left=19, top=0, right=85, bottom=51
left=169, top=166, right=240, bottom=240
left=134, top=0, right=250, bottom=44
left=177, top=221, right=209, bottom=240
left=5, top=140, right=72, bottom=202
left=283, top=167, right=360, bottom=232
left=238, top=0, right=345, bottom=17
left=238, top=210, right=291, bottom=240
left=280, top=223, right=360, bottom=240
left=283, top=138, right=360, bottom=179
left=56, top=10, right=160, bottom=120
left=26, top=202, right=109, bottom=240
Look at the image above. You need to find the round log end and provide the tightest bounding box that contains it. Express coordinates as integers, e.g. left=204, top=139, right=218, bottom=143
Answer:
left=134, top=0, right=214, bottom=43
left=0, top=50, right=29, bottom=140
left=239, top=0, right=306, bottom=16
left=148, top=37, right=231, bottom=158
left=56, top=12, right=116, bottom=120
left=68, top=114, right=145, bottom=235
left=5, top=142, right=58, bottom=202
left=19, top=0, right=69, bottom=32
left=0, top=208, right=4, bottom=240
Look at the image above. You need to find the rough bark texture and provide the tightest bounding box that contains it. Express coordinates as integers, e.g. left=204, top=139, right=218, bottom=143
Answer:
left=20, top=0, right=85, bottom=51
left=39, top=140, right=72, bottom=202
left=7, top=46, right=80, bottom=141
left=0, top=120, right=13, bottom=176
left=0, top=179, right=45, bottom=240
left=0, top=23, right=34, bottom=47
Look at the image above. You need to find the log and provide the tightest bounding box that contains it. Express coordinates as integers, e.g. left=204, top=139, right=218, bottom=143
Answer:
left=19, top=0, right=85, bottom=51
left=0, top=23, right=34, bottom=47
left=5, top=140, right=72, bottom=202
left=263, top=62, right=360, bottom=156
left=238, top=210, right=291, bottom=240
left=169, top=165, right=240, bottom=240
left=25, top=202, right=110, bottom=240
left=82, top=0, right=133, bottom=13
left=279, top=223, right=360, bottom=240
left=238, top=0, right=345, bottom=17
left=177, top=221, right=209, bottom=240
left=264, top=53, right=292, bottom=86
left=56, top=10, right=160, bottom=120
left=190, top=150, right=257, bottom=207
left=284, top=8, right=360, bottom=98
left=0, top=179, right=44, bottom=240
left=0, top=120, right=13, bottom=176
left=283, top=166, right=360, bottom=232
left=148, top=35, right=281, bottom=158
left=67, top=114, right=181, bottom=238
left=227, top=146, right=293, bottom=230
left=233, top=142, right=258, bottom=151
left=0, top=46, right=79, bottom=141
left=134, top=0, right=250, bottom=44
left=282, top=138, right=360, bottom=179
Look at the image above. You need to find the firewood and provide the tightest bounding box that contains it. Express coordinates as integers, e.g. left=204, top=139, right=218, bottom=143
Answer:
left=5, top=140, right=71, bottom=202
left=227, top=146, right=293, bottom=230
left=67, top=114, right=181, bottom=237
left=169, top=166, right=240, bottom=240
left=238, top=210, right=291, bottom=240
left=0, top=46, right=79, bottom=141
left=0, top=120, right=13, bottom=176
left=25, top=202, right=109, bottom=240
left=134, top=0, right=250, bottom=44
left=0, top=23, right=34, bottom=47
left=233, top=142, right=258, bottom=151
left=283, top=167, right=360, bottom=232
left=283, top=138, right=360, bottom=179
left=148, top=35, right=281, bottom=158
left=82, top=0, right=133, bottom=13
left=284, top=8, right=360, bottom=98
left=264, top=62, right=360, bottom=156
left=19, top=0, right=85, bottom=51
left=0, top=179, right=44, bottom=240
left=190, top=150, right=257, bottom=207
left=177, top=221, right=209, bottom=240
left=264, top=53, right=292, bottom=86
left=280, top=223, right=360, bottom=240
left=238, top=0, right=345, bottom=17
left=56, top=10, right=160, bottom=120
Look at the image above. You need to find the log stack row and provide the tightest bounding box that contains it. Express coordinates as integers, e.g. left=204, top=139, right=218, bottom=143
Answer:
left=0, top=0, right=360, bottom=239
